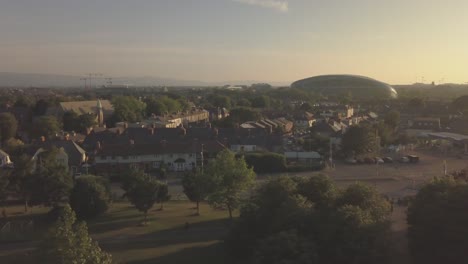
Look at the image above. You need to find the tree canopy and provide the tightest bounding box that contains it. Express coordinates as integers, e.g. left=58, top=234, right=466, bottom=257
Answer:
left=341, top=125, right=376, bottom=156
left=182, top=169, right=211, bottom=215
left=37, top=204, right=112, bottom=264
left=205, top=149, right=256, bottom=219
left=407, top=177, right=468, bottom=264
left=31, top=116, right=61, bottom=140
left=227, top=175, right=392, bottom=263
left=111, top=96, right=146, bottom=123
left=70, top=175, right=111, bottom=220
left=0, top=112, right=18, bottom=142
left=122, top=169, right=166, bottom=223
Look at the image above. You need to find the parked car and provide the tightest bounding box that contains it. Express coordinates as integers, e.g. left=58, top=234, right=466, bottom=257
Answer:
left=399, top=156, right=410, bottom=163
left=408, top=155, right=420, bottom=163
left=383, top=157, right=393, bottom=163
left=345, top=158, right=357, bottom=164
left=375, top=157, right=384, bottom=164
left=364, top=157, right=375, bottom=164
left=357, top=158, right=365, bottom=164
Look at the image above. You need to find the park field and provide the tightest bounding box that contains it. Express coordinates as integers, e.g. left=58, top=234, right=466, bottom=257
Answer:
left=0, top=201, right=235, bottom=264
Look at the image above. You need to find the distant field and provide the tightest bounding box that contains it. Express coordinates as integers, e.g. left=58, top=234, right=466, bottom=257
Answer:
left=0, top=201, right=235, bottom=264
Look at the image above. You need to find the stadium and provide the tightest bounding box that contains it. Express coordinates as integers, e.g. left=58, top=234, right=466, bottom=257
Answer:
left=291, top=75, right=398, bottom=100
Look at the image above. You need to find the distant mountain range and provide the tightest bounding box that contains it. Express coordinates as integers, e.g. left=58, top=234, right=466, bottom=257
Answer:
left=0, top=72, right=290, bottom=88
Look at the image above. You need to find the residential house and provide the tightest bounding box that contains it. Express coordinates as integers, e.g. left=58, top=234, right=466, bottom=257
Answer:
left=94, top=140, right=225, bottom=174
left=31, top=140, right=87, bottom=176
left=293, top=111, right=316, bottom=129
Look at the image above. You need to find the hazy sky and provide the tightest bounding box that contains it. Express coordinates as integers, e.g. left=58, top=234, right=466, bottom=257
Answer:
left=1, top=0, right=468, bottom=84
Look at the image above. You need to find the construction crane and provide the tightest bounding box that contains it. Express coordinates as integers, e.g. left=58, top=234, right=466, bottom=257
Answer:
left=79, top=78, right=88, bottom=89
left=87, top=73, right=104, bottom=89
left=105, top=77, right=113, bottom=87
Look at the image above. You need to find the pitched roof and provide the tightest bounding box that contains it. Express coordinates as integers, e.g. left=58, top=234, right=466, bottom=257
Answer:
left=58, top=100, right=114, bottom=116
left=97, top=140, right=226, bottom=156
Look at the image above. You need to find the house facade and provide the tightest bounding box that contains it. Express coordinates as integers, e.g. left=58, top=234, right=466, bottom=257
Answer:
left=93, top=140, right=225, bottom=174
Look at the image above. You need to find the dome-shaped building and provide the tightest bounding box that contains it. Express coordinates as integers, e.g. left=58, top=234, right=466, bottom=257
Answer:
left=291, top=75, right=398, bottom=100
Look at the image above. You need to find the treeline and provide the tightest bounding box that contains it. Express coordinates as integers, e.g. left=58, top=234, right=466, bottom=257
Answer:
left=226, top=175, right=394, bottom=264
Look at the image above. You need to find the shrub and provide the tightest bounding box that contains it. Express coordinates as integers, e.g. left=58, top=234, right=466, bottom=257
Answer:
left=242, top=152, right=287, bottom=173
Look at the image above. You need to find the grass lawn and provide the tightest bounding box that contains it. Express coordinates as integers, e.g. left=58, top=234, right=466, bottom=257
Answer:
left=0, top=201, right=235, bottom=264
left=90, top=201, right=235, bottom=264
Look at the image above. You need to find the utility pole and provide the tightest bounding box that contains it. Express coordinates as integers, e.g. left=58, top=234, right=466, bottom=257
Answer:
left=443, top=160, right=447, bottom=176
left=201, top=143, right=204, bottom=173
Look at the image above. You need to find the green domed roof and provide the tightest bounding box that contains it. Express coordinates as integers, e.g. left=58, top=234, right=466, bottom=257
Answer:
left=291, top=75, right=397, bottom=99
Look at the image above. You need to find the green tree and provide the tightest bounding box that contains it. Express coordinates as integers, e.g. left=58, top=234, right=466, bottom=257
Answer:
left=14, top=96, right=34, bottom=108
left=37, top=204, right=112, bottom=264
left=226, top=176, right=309, bottom=259
left=407, top=177, right=468, bottom=264
left=123, top=170, right=161, bottom=224
left=341, top=125, right=376, bottom=156
left=145, top=96, right=167, bottom=116
left=384, top=110, right=400, bottom=130
left=207, top=94, right=232, bottom=109
left=33, top=99, right=50, bottom=116
left=0, top=171, right=9, bottom=210
left=31, top=116, right=61, bottom=140
left=161, top=96, right=182, bottom=114
left=8, top=154, right=35, bottom=212
left=3, top=138, right=25, bottom=158
left=77, top=113, right=98, bottom=132
left=206, top=149, right=256, bottom=219
left=111, top=96, right=146, bottom=122
left=0, top=112, right=18, bottom=142
left=252, top=230, right=318, bottom=264
left=182, top=169, right=211, bottom=215
left=70, top=176, right=111, bottom=220
left=251, top=95, right=271, bottom=108
left=243, top=152, right=287, bottom=173
left=452, top=95, right=468, bottom=112
left=30, top=148, right=73, bottom=208
left=226, top=176, right=393, bottom=263
left=62, top=111, right=79, bottom=132
left=296, top=174, right=337, bottom=209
